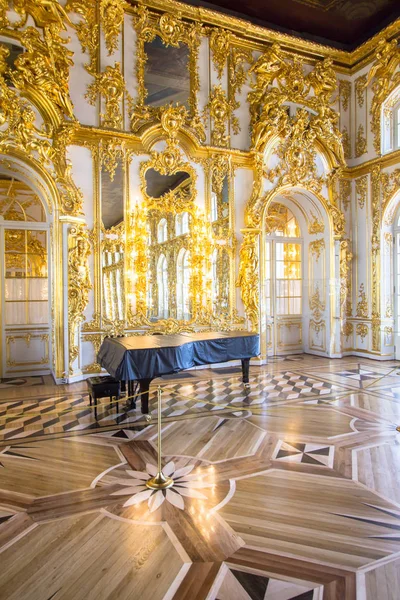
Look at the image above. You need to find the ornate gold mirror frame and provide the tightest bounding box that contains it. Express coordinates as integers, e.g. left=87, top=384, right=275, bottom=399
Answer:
left=127, top=111, right=213, bottom=332
left=130, top=5, right=204, bottom=142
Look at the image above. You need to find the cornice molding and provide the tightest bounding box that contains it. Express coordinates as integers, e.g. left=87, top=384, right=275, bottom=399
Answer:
left=344, top=149, right=400, bottom=177
left=126, top=0, right=400, bottom=72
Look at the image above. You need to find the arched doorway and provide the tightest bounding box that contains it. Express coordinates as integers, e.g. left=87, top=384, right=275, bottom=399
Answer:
left=264, top=203, right=302, bottom=355
left=260, top=188, right=333, bottom=359
left=0, top=174, right=52, bottom=377
left=381, top=190, right=400, bottom=359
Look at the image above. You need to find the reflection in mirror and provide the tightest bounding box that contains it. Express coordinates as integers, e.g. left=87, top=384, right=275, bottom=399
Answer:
left=144, top=36, right=190, bottom=107
left=101, top=164, right=125, bottom=323
left=145, top=168, right=191, bottom=199
left=101, top=164, right=124, bottom=229
left=177, top=248, right=191, bottom=319
left=147, top=208, right=192, bottom=322
left=211, top=175, right=230, bottom=312
left=211, top=248, right=229, bottom=312
left=157, top=254, right=168, bottom=319
left=211, top=176, right=229, bottom=222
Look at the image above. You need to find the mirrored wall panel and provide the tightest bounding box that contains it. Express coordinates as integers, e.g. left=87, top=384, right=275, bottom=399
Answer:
left=101, top=165, right=125, bottom=323
left=144, top=36, right=190, bottom=107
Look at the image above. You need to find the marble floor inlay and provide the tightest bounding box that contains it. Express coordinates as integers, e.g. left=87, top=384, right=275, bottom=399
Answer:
left=1, top=354, right=400, bottom=599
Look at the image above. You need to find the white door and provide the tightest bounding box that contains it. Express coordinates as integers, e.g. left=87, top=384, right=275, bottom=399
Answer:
left=265, top=238, right=303, bottom=356
left=395, top=232, right=400, bottom=359
left=1, top=224, right=51, bottom=377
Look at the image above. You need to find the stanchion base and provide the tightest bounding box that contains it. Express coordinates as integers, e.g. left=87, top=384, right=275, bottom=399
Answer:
left=146, top=473, right=174, bottom=490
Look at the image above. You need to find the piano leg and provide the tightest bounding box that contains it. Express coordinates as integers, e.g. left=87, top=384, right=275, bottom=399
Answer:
left=139, top=378, right=153, bottom=414
left=127, top=380, right=136, bottom=409
left=241, top=358, right=251, bottom=388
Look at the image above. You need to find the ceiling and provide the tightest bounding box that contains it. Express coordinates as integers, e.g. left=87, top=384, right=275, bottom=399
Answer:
left=182, top=0, right=400, bottom=50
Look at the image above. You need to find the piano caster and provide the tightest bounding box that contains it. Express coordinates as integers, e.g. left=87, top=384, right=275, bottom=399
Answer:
left=244, top=383, right=251, bottom=389
left=144, top=414, right=152, bottom=422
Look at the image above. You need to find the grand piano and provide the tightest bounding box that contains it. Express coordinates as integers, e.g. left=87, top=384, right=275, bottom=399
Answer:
left=97, top=331, right=260, bottom=413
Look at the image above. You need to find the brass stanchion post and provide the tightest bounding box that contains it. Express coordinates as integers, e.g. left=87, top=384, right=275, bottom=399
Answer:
left=146, top=386, right=174, bottom=490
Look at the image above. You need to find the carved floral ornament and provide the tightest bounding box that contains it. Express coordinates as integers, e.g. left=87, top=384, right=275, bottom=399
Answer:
left=248, top=45, right=344, bottom=167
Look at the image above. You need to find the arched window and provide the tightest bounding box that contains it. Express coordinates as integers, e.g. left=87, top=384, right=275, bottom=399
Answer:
left=157, top=254, right=168, bottom=318
left=175, top=212, right=189, bottom=236
left=177, top=248, right=191, bottom=320
left=157, top=218, right=167, bottom=243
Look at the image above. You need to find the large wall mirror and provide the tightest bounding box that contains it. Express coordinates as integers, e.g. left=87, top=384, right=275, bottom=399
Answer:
left=144, top=37, right=190, bottom=108
left=100, top=164, right=125, bottom=326
left=143, top=166, right=193, bottom=322
left=131, top=10, right=204, bottom=140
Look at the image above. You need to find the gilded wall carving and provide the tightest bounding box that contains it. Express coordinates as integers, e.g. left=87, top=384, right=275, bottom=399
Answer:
left=356, top=175, right=367, bottom=209
left=0, top=0, right=398, bottom=379
left=339, top=79, right=351, bottom=112
left=356, top=283, right=368, bottom=318
left=365, top=37, right=400, bottom=153
left=130, top=5, right=204, bottom=141
left=68, top=224, right=92, bottom=375
left=85, top=63, right=125, bottom=130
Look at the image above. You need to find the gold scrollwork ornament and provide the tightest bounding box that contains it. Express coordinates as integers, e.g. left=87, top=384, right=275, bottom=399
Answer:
left=68, top=225, right=92, bottom=375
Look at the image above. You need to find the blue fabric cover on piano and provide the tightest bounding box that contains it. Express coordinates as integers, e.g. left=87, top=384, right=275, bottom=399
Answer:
left=97, top=331, right=260, bottom=381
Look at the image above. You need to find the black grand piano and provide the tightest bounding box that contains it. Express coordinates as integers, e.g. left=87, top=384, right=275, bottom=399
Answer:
left=97, top=331, right=260, bottom=413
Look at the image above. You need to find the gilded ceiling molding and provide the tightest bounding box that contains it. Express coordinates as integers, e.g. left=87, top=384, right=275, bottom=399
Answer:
left=66, top=0, right=99, bottom=75
left=85, top=63, right=125, bottom=130
left=129, top=0, right=400, bottom=71
left=204, top=84, right=239, bottom=147
left=210, top=28, right=231, bottom=79
left=130, top=5, right=204, bottom=142
left=365, top=37, right=400, bottom=154
left=68, top=224, right=92, bottom=375
left=100, top=0, right=128, bottom=55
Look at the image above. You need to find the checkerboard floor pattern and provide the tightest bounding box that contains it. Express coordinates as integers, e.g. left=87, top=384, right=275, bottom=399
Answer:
left=0, top=371, right=340, bottom=440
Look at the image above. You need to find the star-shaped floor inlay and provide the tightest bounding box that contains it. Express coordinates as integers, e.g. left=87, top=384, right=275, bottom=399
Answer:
left=272, top=440, right=334, bottom=467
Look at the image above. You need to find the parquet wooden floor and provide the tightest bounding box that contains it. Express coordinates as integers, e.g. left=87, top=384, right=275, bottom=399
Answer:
left=1, top=355, right=400, bottom=599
